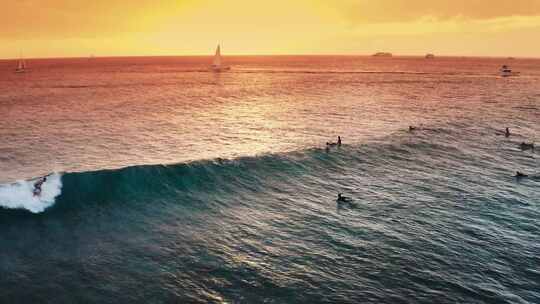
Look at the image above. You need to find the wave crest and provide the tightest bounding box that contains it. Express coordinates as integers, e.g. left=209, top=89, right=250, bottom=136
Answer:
left=0, top=173, right=63, bottom=213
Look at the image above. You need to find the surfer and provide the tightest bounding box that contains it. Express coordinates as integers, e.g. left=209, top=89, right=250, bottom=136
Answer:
left=519, top=142, right=534, bottom=151
left=337, top=193, right=352, bottom=202
left=327, top=137, right=341, bottom=148
left=33, top=176, right=47, bottom=196
left=409, top=126, right=416, bottom=132
left=505, top=127, right=510, bottom=138
left=515, top=171, right=528, bottom=179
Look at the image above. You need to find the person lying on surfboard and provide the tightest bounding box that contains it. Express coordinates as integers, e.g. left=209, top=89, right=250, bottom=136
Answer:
left=519, top=142, right=534, bottom=151
left=515, top=171, right=528, bottom=179
left=337, top=193, right=352, bottom=202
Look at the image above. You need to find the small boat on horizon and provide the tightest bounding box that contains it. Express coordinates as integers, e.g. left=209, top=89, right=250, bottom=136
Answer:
left=209, top=44, right=230, bottom=72
left=372, top=52, right=392, bottom=57
left=15, top=57, right=27, bottom=73
left=500, top=65, right=520, bottom=77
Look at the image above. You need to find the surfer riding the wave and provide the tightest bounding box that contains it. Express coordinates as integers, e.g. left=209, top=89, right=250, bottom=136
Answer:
left=33, top=176, right=48, bottom=196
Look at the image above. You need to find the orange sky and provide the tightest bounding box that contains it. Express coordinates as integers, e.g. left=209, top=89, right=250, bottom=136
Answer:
left=2, top=0, right=540, bottom=58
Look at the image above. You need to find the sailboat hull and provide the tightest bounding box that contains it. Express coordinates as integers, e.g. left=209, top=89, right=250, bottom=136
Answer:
left=15, top=59, right=27, bottom=73
left=209, top=66, right=231, bottom=72
left=500, top=71, right=520, bottom=77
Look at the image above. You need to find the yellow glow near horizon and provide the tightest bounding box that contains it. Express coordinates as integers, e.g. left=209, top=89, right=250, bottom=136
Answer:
left=1, top=0, right=540, bottom=58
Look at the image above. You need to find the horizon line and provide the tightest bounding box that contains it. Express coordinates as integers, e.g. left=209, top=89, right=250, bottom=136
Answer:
left=1, top=53, right=538, bottom=61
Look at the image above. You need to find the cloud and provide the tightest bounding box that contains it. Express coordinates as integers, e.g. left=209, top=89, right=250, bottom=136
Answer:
left=348, top=15, right=540, bottom=36
left=339, top=0, right=540, bottom=23
left=3, top=0, right=540, bottom=40
left=0, top=1, right=194, bottom=39
left=1, top=0, right=540, bottom=57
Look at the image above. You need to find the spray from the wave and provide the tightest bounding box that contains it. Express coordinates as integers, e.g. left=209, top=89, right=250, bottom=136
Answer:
left=0, top=173, right=62, bottom=213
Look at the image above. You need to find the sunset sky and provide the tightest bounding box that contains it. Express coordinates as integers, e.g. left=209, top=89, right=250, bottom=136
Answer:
left=2, top=0, right=540, bottom=58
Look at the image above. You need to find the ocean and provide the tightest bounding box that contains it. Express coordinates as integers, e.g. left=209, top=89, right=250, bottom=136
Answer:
left=0, top=56, right=539, bottom=303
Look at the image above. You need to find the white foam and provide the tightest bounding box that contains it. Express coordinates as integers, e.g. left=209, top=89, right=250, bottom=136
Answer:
left=0, top=173, right=62, bottom=213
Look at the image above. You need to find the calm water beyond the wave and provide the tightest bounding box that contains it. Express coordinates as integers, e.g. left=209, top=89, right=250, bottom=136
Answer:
left=1, top=56, right=539, bottom=303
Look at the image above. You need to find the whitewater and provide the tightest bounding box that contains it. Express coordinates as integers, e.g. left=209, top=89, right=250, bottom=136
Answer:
left=0, top=56, right=539, bottom=303
left=0, top=173, right=62, bottom=213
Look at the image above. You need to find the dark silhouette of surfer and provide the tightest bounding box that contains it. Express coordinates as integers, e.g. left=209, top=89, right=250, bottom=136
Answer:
left=33, top=176, right=47, bottom=196
left=519, top=142, right=534, bottom=151
left=515, top=171, right=528, bottom=179
left=505, top=127, right=510, bottom=138
left=326, top=136, right=342, bottom=148
left=337, top=193, right=352, bottom=202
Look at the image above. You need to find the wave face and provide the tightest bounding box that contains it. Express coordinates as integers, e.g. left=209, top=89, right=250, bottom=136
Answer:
left=0, top=173, right=62, bottom=213
left=0, top=148, right=335, bottom=213
left=2, top=127, right=537, bottom=215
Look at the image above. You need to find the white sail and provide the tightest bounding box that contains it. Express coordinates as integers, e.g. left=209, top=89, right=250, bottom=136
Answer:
left=18, top=59, right=26, bottom=70
left=213, top=44, right=222, bottom=67
left=15, top=56, right=26, bottom=73
left=209, top=44, right=229, bottom=72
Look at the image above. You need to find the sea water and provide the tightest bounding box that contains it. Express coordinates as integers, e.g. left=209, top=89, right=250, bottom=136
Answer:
left=0, top=56, right=539, bottom=303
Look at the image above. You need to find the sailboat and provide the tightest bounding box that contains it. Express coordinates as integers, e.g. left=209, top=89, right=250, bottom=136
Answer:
left=15, top=57, right=27, bottom=73
left=209, top=44, right=230, bottom=72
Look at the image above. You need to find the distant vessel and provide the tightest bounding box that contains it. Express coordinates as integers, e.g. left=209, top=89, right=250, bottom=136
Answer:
left=209, top=44, right=230, bottom=72
left=372, top=52, right=392, bottom=57
left=500, top=65, right=520, bottom=77
left=425, top=54, right=435, bottom=59
left=15, top=57, right=27, bottom=73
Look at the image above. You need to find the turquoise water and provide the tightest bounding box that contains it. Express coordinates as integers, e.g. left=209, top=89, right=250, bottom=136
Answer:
left=1, top=56, right=539, bottom=303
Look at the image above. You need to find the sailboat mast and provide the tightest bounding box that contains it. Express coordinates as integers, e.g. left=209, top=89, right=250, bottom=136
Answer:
left=213, top=44, right=222, bottom=67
